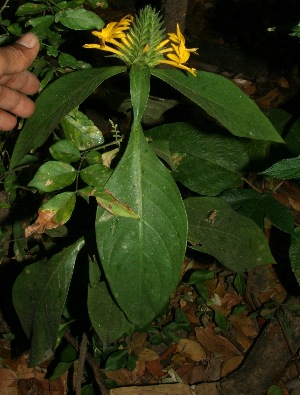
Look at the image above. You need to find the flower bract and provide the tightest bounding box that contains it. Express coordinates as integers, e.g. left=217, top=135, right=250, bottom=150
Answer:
left=83, top=7, right=198, bottom=76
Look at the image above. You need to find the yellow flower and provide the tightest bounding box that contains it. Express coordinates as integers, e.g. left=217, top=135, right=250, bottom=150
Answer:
left=158, top=24, right=198, bottom=76
left=83, top=8, right=198, bottom=75
left=83, top=14, right=133, bottom=57
left=168, top=23, right=185, bottom=45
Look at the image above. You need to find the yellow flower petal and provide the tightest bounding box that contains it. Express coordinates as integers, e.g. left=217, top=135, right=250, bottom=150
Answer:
left=159, top=59, right=196, bottom=76
left=156, top=39, right=170, bottom=50
left=83, top=44, right=102, bottom=50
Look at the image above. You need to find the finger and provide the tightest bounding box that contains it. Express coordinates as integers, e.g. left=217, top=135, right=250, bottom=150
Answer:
left=0, top=109, right=18, bottom=131
left=0, top=85, right=36, bottom=118
left=0, top=33, right=40, bottom=76
left=0, top=70, right=40, bottom=95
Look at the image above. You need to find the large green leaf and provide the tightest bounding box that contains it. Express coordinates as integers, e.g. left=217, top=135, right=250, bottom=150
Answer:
left=10, top=66, right=126, bottom=169
left=13, top=238, right=85, bottom=366
left=151, top=69, right=284, bottom=143
left=146, top=122, right=249, bottom=196
left=88, top=261, right=133, bottom=345
left=221, top=189, right=294, bottom=234
left=184, top=197, right=274, bottom=272
left=95, top=125, right=187, bottom=326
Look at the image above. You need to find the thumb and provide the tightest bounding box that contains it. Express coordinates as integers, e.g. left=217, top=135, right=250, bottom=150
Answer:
left=0, top=33, right=40, bottom=76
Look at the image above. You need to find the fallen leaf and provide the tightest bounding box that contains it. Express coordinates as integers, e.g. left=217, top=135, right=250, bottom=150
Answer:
left=255, top=88, right=280, bottom=108
left=195, top=326, right=241, bottom=358
left=105, top=369, right=136, bottom=386
left=0, top=368, right=17, bottom=390
left=221, top=355, right=244, bottom=377
left=138, top=348, right=160, bottom=362
left=177, top=339, right=206, bottom=362
left=221, top=292, right=243, bottom=310
left=229, top=312, right=258, bottom=338
left=129, top=332, right=148, bottom=356
left=145, top=359, right=165, bottom=380
left=110, top=383, right=192, bottom=394
left=288, top=197, right=300, bottom=212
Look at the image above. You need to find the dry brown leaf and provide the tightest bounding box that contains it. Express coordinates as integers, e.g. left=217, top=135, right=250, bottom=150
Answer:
left=177, top=339, right=206, bottom=362
left=195, top=326, right=241, bottom=358
left=25, top=209, right=61, bottom=237
left=105, top=369, right=136, bottom=386
left=16, top=363, right=35, bottom=380
left=204, top=356, right=223, bottom=381
left=170, top=353, right=186, bottom=366
left=221, top=355, right=244, bottom=377
left=229, top=312, right=258, bottom=338
left=129, top=332, right=148, bottom=356
left=0, top=388, right=17, bottom=395
left=288, top=197, right=300, bottom=212
left=248, top=265, right=287, bottom=305
left=276, top=76, right=290, bottom=88
left=131, top=359, right=146, bottom=379
left=0, top=368, right=17, bottom=390
left=228, top=324, right=252, bottom=353
left=255, top=88, right=280, bottom=108
left=186, top=309, right=201, bottom=326
left=138, top=348, right=160, bottom=362
left=110, top=383, right=192, bottom=395
left=221, top=292, right=243, bottom=310
left=102, top=148, right=119, bottom=168
left=159, top=344, right=178, bottom=362
left=145, top=359, right=165, bottom=380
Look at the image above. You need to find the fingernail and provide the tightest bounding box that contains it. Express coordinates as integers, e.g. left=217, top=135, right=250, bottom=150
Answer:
left=17, top=33, right=37, bottom=49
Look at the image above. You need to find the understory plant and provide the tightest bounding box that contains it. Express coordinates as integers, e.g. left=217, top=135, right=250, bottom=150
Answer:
left=1, top=2, right=299, bottom=387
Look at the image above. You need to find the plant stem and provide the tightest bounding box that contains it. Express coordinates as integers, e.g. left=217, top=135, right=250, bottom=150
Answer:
left=76, top=332, right=88, bottom=395
left=64, top=330, right=109, bottom=395
left=0, top=0, right=9, bottom=15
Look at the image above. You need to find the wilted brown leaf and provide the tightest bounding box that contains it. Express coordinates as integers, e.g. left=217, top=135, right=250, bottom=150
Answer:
left=110, top=383, right=193, bottom=395
left=129, top=332, right=148, bottom=356
left=195, top=326, right=241, bottom=359
left=0, top=368, right=17, bottom=390
left=105, top=369, right=137, bottom=386
left=25, top=209, right=61, bottom=237
left=145, top=359, right=165, bottom=380
left=138, top=348, right=160, bottom=362
left=221, top=355, right=244, bottom=377
left=177, top=339, right=206, bottom=362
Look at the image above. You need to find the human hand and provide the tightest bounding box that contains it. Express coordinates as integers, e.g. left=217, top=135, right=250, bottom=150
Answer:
left=0, top=32, right=40, bottom=131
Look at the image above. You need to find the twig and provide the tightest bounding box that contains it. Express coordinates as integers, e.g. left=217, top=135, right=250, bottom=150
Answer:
left=76, top=332, right=88, bottom=395
left=64, top=330, right=109, bottom=395
left=0, top=0, right=9, bottom=15
left=242, top=177, right=263, bottom=193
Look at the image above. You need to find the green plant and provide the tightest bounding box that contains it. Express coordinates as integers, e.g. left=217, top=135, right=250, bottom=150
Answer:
left=1, top=3, right=297, bottom=391
left=0, top=0, right=106, bottom=88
